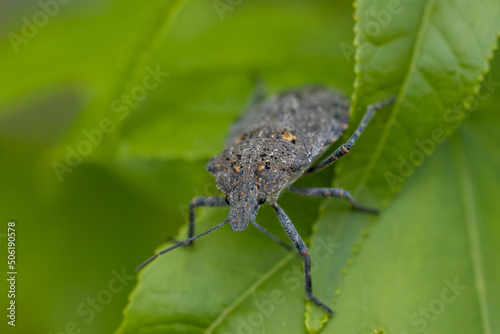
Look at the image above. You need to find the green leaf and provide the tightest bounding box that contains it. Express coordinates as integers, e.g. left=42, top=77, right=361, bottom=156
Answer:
left=118, top=53, right=500, bottom=334
left=319, top=86, right=500, bottom=334
left=307, top=0, right=500, bottom=331
left=347, top=0, right=500, bottom=199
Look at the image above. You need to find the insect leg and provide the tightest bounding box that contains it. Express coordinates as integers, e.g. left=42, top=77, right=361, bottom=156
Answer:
left=307, top=96, right=396, bottom=174
left=251, top=220, right=294, bottom=252
left=288, top=186, right=378, bottom=214
left=271, top=203, right=333, bottom=316
left=187, top=197, right=228, bottom=245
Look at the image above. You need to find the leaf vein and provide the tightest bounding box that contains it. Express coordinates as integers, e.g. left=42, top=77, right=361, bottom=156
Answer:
left=353, top=0, right=436, bottom=196
left=451, top=136, right=491, bottom=334
left=204, top=253, right=296, bottom=333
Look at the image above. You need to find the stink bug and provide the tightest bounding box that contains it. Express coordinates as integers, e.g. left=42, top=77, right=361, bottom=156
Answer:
left=137, top=85, right=395, bottom=316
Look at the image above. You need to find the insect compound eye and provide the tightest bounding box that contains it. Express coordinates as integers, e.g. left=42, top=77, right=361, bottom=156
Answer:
left=225, top=195, right=230, bottom=205
left=257, top=193, right=267, bottom=205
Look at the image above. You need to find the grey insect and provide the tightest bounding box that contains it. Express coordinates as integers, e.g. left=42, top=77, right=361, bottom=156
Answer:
left=137, top=85, right=395, bottom=316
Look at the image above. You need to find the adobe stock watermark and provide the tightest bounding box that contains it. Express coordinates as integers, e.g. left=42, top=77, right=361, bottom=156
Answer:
left=224, top=235, right=338, bottom=334
left=213, top=0, right=244, bottom=22
left=7, top=0, right=72, bottom=54
left=222, top=289, right=286, bottom=334
left=49, top=267, right=134, bottom=334
left=340, top=0, right=403, bottom=64
left=385, top=73, right=500, bottom=191
left=398, top=277, right=467, bottom=334
left=52, top=65, right=169, bottom=182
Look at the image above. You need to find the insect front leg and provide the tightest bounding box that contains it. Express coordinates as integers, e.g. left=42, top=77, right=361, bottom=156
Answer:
left=187, top=197, right=228, bottom=245
left=271, top=203, right=333, bottom=316
left=288, top=186, right=378, bottom=214
left=307, top=96, right=396, bottom=174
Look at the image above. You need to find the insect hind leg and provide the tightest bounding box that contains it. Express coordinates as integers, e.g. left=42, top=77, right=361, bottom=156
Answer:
left=288, top=186, right=378, bottom=214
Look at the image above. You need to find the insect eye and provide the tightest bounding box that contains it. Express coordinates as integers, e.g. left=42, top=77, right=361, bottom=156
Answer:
left=257, top=194, right=267, bottom=205
left=225, top=195, right=230, bottom=205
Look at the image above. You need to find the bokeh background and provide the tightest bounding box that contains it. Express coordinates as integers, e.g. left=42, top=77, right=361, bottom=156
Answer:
left=1, top=0, right=499, bottom=333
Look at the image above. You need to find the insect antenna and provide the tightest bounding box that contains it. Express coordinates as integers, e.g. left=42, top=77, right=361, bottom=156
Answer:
left=136, top=219, right=229, bottom=271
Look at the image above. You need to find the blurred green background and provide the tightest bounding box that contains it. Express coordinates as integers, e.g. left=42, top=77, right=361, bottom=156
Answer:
left=0, top=0, right=499, bottom=333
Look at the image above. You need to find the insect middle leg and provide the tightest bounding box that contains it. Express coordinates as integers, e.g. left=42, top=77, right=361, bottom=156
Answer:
left=271, top=203, right=333, bottom=316
left=187, top=197, right=228, bottom=245
left=307, top=96, right=395, bottom=174
left=288, top=186, right=378, bottom=214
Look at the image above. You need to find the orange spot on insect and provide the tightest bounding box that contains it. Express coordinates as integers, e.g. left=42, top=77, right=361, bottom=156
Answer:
left=233, top=165, right=240, bottom=172
left=257, top=165, right=265, bottom=172
left=236, top=135, right=243, bottom=143
left=342, top=146, right=349, bottom=153
left=339, top=189, right=344, bottom=197
left=282, top=131, right=297, bottom=143
left=302, top=249, right=308, bottom=254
